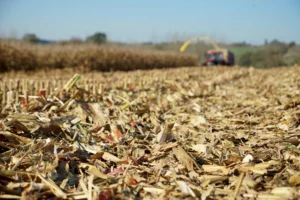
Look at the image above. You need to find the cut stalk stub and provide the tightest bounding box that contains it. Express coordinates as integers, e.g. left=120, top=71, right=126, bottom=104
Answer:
left=54, top=74, right=81, bottom=97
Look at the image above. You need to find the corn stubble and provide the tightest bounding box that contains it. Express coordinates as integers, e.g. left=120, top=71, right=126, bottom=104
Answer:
left=0, top=62, right=300, bottom=199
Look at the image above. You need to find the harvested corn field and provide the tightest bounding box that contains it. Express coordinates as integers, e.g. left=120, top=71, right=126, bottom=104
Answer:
left=0, top=42, right=198, bottom=72
left=0, top=66, right=300, bottom=199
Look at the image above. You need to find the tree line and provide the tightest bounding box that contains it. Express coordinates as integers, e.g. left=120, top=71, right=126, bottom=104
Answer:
left=22, top=32, right=107, bottom=44
left=237, top=39, right=299, bottom=68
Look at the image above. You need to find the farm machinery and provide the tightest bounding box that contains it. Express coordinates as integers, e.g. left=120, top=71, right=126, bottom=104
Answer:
left=180, top=36, right=235, bottom=66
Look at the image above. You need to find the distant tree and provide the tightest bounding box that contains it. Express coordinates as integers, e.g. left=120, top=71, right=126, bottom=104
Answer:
left=283, top=45, right=300, bottom=65
left=86, top=32, right=107, bottom=44
left=238, top=45, right=288, bottom=68
left=232, top=41, right=251, bottom=47
left=22, top=33, right=39, bottom=43
left=289, top=41, right=296, bottom=48
left=269, top=39, right=286, bottom=46
left=69, top=37, right=83, bottom=44
left=238, top=51, right=254, bottom=66
left=142, top=42, right=154, bottom=45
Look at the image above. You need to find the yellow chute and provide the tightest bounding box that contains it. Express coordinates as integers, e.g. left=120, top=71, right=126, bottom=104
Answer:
left=179, top=36, right=221, bottom=52
left=179, top=40, right=193, bottom=52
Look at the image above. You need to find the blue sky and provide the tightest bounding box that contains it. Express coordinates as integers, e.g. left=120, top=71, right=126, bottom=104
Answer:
left=0, top=0, right=299, bottom=44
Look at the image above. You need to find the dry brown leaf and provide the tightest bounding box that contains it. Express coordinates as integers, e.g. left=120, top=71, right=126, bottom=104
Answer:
left=143, top=187, right=164, bottom=195
left=202, top=165, right=229, bottom=175
left=81, top=103, right=106, bottom=126
left=38, top=174, right=67, bottom=199
left=190, top=115, right=208, bottom=127
left=288, top=174, right=300, bottom=186
left=157, top=123, right=174, bottom=144
left=78, top=163, right=111, bottom=179
left=191, top=144, right=209, bottom=156
left=271, top=187, right=298, bottom=198
left=176, top=181, right=196, bottom=197
left=173, top=146, right=195, bottom=171
left=102, top=152, right=123, bottom=163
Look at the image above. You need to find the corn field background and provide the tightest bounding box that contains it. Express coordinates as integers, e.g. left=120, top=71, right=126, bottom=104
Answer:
left=0, top=41, right=198, bottom=72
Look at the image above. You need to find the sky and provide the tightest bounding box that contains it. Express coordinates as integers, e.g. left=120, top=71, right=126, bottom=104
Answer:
left=0, top=0, right=299, bottom=45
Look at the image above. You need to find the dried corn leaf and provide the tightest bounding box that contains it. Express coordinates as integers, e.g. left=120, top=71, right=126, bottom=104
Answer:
left=202, top=165, right=229, bottom=175
left=157, top=123, right=174, bottom=144
left=176, top=181, right=196, bottom=197
left=143, top=187, right=164, bottom=195
left=79, top=163, right=111, bottom=179
left=173, top=146, right=195, bottom=171
left=38, top=174, right=67, bottom=199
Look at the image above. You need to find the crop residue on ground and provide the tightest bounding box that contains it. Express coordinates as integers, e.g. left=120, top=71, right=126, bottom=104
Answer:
left=0, top=66, right=299, bottom=199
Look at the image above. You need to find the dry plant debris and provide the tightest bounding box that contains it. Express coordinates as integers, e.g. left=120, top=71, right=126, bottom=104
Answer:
left=0, top=66, right=299, bottom=199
